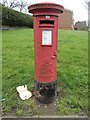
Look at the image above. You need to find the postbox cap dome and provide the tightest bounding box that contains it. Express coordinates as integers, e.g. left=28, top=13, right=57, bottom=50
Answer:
left=28, top=2, right=64, bottom=14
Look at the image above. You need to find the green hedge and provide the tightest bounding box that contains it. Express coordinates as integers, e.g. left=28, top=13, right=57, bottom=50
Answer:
left=1, top=5, right=33, bottom=28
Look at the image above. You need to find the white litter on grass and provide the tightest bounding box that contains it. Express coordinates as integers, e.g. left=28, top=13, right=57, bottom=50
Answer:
left=16, top=85, right=32, bottom=100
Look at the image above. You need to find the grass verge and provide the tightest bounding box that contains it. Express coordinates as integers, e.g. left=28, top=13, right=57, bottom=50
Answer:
left=2, top=29, right=88, bottom=116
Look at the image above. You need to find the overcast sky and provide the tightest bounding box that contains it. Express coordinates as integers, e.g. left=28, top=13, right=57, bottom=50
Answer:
left=27, top=0, right=88, bottom=24
left=1, top=0, right=88, bottom=24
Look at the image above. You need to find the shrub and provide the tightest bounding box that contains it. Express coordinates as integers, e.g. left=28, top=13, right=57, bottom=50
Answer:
left=1, top=5, right=33, bottom=28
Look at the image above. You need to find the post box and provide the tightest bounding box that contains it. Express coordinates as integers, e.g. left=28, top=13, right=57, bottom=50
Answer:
left=28, top=3, right=64, bottom=103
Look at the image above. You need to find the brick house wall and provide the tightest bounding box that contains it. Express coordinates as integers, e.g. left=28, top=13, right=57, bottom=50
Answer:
left=74, top=21, right=87, bottom=30
left=58, top=9, right=74, bottom=30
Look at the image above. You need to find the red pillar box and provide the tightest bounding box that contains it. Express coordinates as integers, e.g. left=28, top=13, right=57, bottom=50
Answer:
left=28, top=3, right=64, bottom=103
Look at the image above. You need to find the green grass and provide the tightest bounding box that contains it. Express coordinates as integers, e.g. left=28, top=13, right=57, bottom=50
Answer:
left=2, top=29, right=88, bottom=116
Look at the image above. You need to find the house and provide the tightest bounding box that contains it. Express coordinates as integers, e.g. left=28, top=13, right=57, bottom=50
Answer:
left=74, top=21, right=88, bottom=30
left=58, top=9, right=74, bottom=30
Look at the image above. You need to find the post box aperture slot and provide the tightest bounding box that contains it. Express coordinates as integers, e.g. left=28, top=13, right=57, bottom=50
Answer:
left=42, top=30, right=52, bottom=45
left=40, top=20, right=54, bottom=25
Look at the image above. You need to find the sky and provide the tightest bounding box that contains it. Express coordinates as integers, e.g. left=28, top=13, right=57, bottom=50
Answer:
left=1, top=0, right=88, bottom=24
left=27, top=0, right=88, bottom=24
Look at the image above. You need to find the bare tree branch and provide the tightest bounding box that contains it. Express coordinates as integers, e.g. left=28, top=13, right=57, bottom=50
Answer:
left=17, top=0, right=28, bottom=12
left=85, top=0, right=90, bottom=9
left=2, top=0, right=8, bottom=6
left=1, top=0, right=30, bottom=13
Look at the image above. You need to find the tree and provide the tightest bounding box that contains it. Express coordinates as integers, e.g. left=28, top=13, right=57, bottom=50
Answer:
left=2, top=0, right=8, bottom=6
left=9, top=0, right=19, bottom=8
left=1, top=0, right=30, bottom=13
left=84, top=0, right=90, bottom=9
left=84, top=0, right=90, bottom=31
left=17, top=0, right=28, bottom=12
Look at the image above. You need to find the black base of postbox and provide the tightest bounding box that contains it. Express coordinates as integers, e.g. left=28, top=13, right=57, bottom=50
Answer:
left=34, top=80, right=57, bottom=104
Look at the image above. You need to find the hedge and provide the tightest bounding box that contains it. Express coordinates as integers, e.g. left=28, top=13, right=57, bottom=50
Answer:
left=1, top=5, right=33, bottom=28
